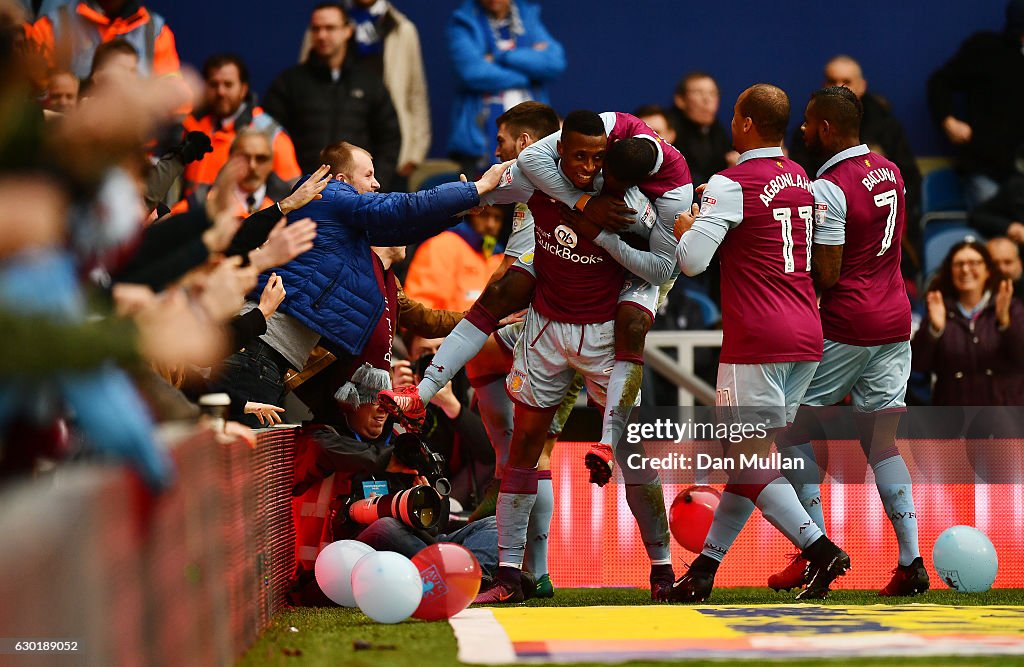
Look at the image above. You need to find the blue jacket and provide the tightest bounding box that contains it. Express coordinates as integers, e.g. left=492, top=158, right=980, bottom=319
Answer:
left=256, top=178, right=480, bottom=356
left=446, top=0, right=565, bottom=158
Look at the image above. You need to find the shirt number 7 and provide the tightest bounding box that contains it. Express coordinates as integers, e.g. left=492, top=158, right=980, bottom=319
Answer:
left=873, top=190, right=898, bottom=256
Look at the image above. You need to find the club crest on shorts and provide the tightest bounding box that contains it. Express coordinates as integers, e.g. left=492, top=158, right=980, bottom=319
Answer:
left=509, top=369, right=527, bottom=393
left=554, top=224, right=578, bottom=248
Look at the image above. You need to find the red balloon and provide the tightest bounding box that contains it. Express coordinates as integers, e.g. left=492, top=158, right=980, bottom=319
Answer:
left=669, top=485, right=721, bottom=554
left=411, top=543, right=482, bottom=621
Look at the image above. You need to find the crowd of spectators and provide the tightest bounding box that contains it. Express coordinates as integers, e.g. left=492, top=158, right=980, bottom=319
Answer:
left=1, top=0, right=1022, bottom=577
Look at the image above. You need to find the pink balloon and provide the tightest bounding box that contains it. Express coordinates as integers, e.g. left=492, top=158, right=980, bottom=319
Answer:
left=669, top=485, right=721, bottom=554
left=411, top=543, right=482, bottom=621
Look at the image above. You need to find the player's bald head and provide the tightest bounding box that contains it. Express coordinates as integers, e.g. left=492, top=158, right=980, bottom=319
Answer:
left=809, top=85, right=863, bottom=137
left=737, top=84, right=790, bottom=143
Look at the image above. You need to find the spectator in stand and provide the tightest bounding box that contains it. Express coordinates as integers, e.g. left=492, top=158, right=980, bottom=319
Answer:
left=182, top=54, right=301, bottom=202
left=633, top=104, right=677, bottom=145
left=403, top=204, right=504, bottom=312
left=912, top=239, right=1024, bottom=406
left=43, top=69, right=78, bottom=112
left=26, top=0, right=182, bottom=81
left=169, top=130, right=278, bottom=220
left=969, top=146, right=1024, bottom=242
left=666, top=71, right=737, bottom=189
left=82, top=37, right=137, bottom=88
left=265, top=2, right=401, bottom=191
left=928, top=0, right=1024, bottom=208
left=344, top=0, right=430, bottom=191
left=791, top=55, right=923, bottom=241
left=446, top=0, right=565, bottom=176
left=988, top=236, right=1024, bottom=296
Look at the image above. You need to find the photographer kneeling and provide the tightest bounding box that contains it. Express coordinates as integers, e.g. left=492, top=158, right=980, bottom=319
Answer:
left=292, top=376, right=498, bottom=580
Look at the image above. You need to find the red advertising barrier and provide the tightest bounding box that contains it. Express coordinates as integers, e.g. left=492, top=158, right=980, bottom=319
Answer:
left=547, top=441, right=1024, bottom=589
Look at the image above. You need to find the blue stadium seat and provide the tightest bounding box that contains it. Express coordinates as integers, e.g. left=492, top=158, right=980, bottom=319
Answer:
left=683, top=288, right=721, bottom=326
left=922, top=211, right=969, bottom=246
left=417, top=171, right=461, bottom=191
left=923, top=225, right=983, bottom=279
left=922, top=167, right=967, bottom=213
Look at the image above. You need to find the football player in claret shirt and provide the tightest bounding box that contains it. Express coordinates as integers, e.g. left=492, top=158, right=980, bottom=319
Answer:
left=768, top=86, right=927, bottom=597
left=670, top=84, right=851, bottom=603
left=463, top=111, right=675, bottom=603
left=381, top=111, right=692, bottom=487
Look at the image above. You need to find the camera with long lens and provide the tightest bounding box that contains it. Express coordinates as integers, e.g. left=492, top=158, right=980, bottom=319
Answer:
left=346, top=484, right=444, bottom=531
left=392, top=431, right=451, bottom=496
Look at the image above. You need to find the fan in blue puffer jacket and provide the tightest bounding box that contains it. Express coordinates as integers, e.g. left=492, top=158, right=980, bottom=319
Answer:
left=221, top=140, right=511, bottom=426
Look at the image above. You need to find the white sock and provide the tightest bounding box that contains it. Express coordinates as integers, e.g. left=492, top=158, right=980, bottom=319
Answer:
left=600, top=361, right=642, bottom=452
left=700, top=491, right=756, bottom=562
left=756, top=477, right=823, bottom=550
left=525, top=476, right=553, bottom=576
left=873, top=455, right=920, bottom=566
left=780, top=442, right=826, bottom=534
left=418, top=318, right=489, bottom=403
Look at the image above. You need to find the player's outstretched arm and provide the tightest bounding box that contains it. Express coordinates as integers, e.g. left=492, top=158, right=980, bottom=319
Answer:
left=479, top=162, right=537, bottom=207
left=675, top=175, right=741, bottom=277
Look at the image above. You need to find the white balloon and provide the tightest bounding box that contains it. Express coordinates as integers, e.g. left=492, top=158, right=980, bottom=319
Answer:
left=315, top=540, right=375, bottom=607
left=933, top=525, right=998, bottom=593
left=351, top=551, right=423, bottom=623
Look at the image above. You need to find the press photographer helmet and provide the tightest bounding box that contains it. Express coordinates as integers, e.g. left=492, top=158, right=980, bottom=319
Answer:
left=347, top=485, right=445, bottom=531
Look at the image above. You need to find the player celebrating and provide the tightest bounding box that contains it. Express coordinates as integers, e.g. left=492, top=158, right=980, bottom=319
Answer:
left=381, top=112, right=691, bottom=486
left=465, top=101, right=561, bottom=597
left=669, top=84, right=850, bottom=603
left=466, top=111, right=675, bottom=602
left=768, top=86, right=927, bottom=596
left=516, top=113, right=691, bottom=483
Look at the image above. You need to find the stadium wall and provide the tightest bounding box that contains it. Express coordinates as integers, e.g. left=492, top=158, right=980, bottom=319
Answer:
left=0, top=426, right=297, bottom=666
left=158, top=0, right=1007, bottom=159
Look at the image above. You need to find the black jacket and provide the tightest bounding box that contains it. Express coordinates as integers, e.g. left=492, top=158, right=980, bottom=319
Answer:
left=263, top=56, right=402, bottom=190
left=667, top=107, right=731, bottom=193
left=969, top=173, right=1024, bottom=237
left=790, top=92, right=923, bottom=237
left=293, top=422, right=444, bottom=542
left=928, top=29, right=1024, bottom=181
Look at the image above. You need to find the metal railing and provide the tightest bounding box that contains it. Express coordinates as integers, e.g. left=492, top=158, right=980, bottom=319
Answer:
left=644, top=330, right=723, bottom=406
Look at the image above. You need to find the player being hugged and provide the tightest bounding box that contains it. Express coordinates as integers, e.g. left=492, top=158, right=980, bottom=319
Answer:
left=472, top=111, right=678, bottom=602
left=670, top=84, right=850, bottom=603
left=380, top=111, right=692, bottom=488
